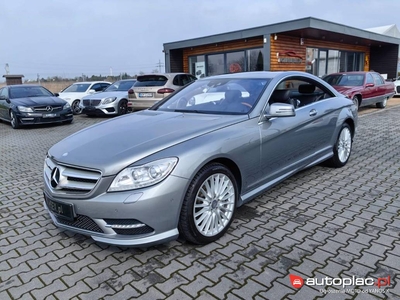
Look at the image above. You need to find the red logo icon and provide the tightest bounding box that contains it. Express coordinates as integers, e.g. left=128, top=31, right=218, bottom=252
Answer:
left=289, top=274, right=304, bottom=289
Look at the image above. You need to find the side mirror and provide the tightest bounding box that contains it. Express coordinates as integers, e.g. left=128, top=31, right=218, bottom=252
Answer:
left=88, top=89, right=96, bottom=94
left=264, top=103, right=296, bottom=119
left=54, top=93, right=59, bottom=97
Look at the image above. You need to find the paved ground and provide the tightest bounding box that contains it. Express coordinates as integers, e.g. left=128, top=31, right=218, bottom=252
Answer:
left=0, top=102, right=399, bottom=300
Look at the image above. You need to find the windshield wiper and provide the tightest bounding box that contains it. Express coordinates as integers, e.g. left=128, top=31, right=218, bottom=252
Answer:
left=174, top=109, right=206, bottom=114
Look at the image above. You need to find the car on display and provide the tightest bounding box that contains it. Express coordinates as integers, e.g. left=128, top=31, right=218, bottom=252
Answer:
left=43, top=71, right=357, bottom=247
left=323, top=71, right=395, bottom=109
left=80, top=79, right=136, bottom=116
left=58, top=81, right=111, bottom=114
left=128, top=73, right=197, bottom=111
left=0, top=84, right=73, bottom=129
left=392, top=76, right=400, bottom=96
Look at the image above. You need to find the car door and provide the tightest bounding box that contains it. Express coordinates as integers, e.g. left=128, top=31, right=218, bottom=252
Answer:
left=361, top=73, right=377, bottom=105
left=257, top=79, right=337, bottom=186
left=0, top=87, right=10, bottom=120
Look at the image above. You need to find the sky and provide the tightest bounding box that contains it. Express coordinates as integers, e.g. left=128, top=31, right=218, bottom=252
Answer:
left=1, top=0, right=400, bottom=81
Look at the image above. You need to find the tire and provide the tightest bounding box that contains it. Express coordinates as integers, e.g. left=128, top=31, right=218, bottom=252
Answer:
left=178, top=163, right=237, bottom=244
left=326, top=123, right=352, bottom=168
left=72, top=100, right=82, bottom=115
left=376, top=97, right=388, bottom=109
left=10, top=111, right=20, bottom=129
left=118, top=100, right=128, bottom=115
left=352, top=95, right=359, bottom=109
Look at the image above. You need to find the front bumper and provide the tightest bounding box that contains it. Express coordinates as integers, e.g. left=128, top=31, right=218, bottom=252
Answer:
left=17, top=110, right=73, bottom=125
left=43, top=173, right=189, bottom=247
left=82, top=104, right=118, bottom=116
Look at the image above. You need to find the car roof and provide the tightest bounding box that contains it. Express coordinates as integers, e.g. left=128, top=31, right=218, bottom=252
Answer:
left=72, top=81, right=111, bottom=84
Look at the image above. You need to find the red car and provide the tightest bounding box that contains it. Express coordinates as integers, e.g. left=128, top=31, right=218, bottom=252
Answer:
left=323, top=71, right=395, bottom=109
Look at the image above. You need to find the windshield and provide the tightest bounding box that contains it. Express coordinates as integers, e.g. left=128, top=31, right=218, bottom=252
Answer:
left=154, top=78, right=269, bottom=115
left=323, top=74, right=365, bottom=86
left=62, top=83, right=91, bottom=93
left=9, top=86, right=54, bottom=99
left=105, top=80, right=136, bottom=92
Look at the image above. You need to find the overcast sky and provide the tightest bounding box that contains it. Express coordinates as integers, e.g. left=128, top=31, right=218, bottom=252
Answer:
left=1, top=0, right=400, bottom=80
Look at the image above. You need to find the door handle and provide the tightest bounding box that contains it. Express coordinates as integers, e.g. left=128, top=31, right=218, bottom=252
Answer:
left=309, top=109, right=317, bottom=116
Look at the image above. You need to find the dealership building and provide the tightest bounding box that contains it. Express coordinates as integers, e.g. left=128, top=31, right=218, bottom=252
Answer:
left=163, top=17, right=400, bottom=80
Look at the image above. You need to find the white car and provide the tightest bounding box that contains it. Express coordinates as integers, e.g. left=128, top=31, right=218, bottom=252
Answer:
left=393, top=77, right=400, bottom=96
left=58, top=81, right=111, bottom=114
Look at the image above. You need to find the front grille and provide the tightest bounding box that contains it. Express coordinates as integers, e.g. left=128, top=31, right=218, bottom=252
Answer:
left=83, top=99, right=101, bottom=107
left=397, top=86, right=400, bottom=93
left=44, top=157, right=102, bottom=194
left=56, top=214, right=104, bottom=233
left=34, top=106, right=62, bottom=112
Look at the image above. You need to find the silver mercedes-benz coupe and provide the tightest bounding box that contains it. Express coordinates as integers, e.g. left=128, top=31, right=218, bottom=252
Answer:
left=43, top=71, right=357, bottom=247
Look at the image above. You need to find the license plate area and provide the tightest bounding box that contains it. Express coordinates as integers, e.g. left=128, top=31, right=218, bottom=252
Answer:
left=139, top=92, right=153, bottom=98
left=45, top=195, right=74, bottom=221
left=43, top=113, right=57, bottom=118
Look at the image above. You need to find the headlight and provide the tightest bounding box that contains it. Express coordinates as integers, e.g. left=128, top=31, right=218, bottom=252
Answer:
left=108, top=157, right=178, bottom=192
left=18, top=106, right=33, bottom=112
left=63, top=103, right=71, bottom=110
left=102, top=97, right=117, bottom=104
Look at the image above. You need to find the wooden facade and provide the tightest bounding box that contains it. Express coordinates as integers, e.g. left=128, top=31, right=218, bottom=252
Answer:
left=270, top=35, right=370, bottom=72
left=179, top=34, right=370, bottom=74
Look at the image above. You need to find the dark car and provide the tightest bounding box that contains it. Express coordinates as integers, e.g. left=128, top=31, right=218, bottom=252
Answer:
left=0, top=84, right=73, bottom=129
left=323, top=71, right=395, bottom=109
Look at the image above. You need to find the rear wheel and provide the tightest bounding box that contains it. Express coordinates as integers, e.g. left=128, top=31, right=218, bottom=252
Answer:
left=179, top=163, right=237, bottom=244
left=376, top=97, right=388, bottom=109
left=72, top=100, right=82, bottom=115
left=326, top=123, right=352, bottom=168
left=118, top=100, right=128, bottom=115
left=10, top=111, right=20, bottom=129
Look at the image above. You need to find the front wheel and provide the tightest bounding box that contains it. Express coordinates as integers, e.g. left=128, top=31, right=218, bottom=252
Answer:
left=118, top=100, right=128, bottom=115
left=326, top=123, right=352, bottom=168
left=178, top=163, right=237, bottom=244
left=10, top=111, right=20, bottom=129
left=376, top=97, right=388, bottom=109
left=72, top=100, right=82, bottom=115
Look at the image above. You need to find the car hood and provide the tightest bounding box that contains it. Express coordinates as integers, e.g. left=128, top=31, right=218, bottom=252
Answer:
left=58, top=92, right=87, bottom=100
left=11, top=96, right=67, bottom=106
left=332, top=86, right=361, bottom=96
left=82, top=91, right=127, bottom=99
left=48, top=110, right=246, bottom=176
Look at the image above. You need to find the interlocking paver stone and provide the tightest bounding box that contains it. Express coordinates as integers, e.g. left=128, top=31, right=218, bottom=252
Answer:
left=1, top=105, right=400, bottom=299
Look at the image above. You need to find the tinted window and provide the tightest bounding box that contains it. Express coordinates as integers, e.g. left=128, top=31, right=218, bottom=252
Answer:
left=91, top=83, right=103, bottom=92
left=0, top=87, right=8, bottom=98
left=134, top=75, right=168, bottom=87
left=366, top=73, right=374, bottom=84
left=323, top=74, right=364, bottom=86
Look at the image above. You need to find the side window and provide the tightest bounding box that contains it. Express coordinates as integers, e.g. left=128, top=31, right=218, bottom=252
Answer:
left=371, top=73, right=384, bottom=86
left=172, top=75, right=184, bottom=86
left=101, top=83, right=110, bottom=90
left=366, top=73, right=374, bottom=84
left=91, top=83, right=103, bottom=92
left=0, top=88, right=8, bottom=98
left=270, top=79, right=333, bottom=109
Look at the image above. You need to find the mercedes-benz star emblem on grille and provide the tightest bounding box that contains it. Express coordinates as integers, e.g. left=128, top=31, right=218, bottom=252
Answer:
left=46, top=106, right=53, bottom=112
left=50, top=167, right=60, bottom=188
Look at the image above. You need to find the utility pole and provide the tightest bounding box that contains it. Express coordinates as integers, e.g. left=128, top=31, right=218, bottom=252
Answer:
left=156, top=60, right=164, bottom=73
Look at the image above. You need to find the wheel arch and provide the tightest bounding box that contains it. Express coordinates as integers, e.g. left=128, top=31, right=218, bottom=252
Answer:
left=201, top=157, right=243, bottom=196
left=343, top=118, right=355, bottom=138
